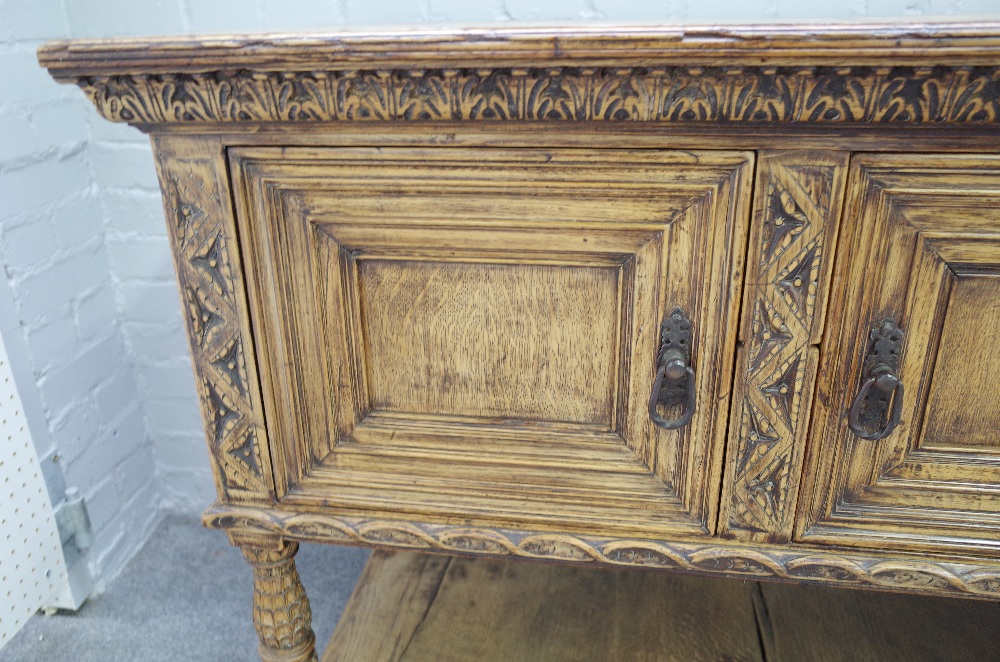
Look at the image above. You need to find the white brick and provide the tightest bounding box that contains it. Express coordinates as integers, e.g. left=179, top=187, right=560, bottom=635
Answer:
left=591, top=0, right=682, bottom=20
left=89, top=142, right=159, bottom=191
left=115, top=445, right=157, bottom=505
left=103, top=190, right=167, bottom=237
left=0, top=147, right=90, bottom=218
left=0, top=45, right=73, bottom=104
left=427, top=0, right=510, bottom=21
left=31, top=100, right=90, bottom=150
left=949, top=0, right=1000, bottom=12
left=62, top=406, right=146, bottom=491
left=40, top=333, right=124, bottom=412
left=0, top=214, right=59, bottom=276
left=157, top=466, right=216, bottom=514
left=94, top=368, right=141, bottom=423
left=123, top=321, right=189, bottom=363
left=1, top=0, right=69, bottom=41
left=85, top=476, right=123, bottom=533
left=0, top=108, right=36, bottom=162
left=107, top=235, right=175, bottom=281
left=50, top=400, right=100, bottom=463
left=14, top=245, right=110, bottom=320
left=865, top=0, right=930, bottom=14
left=26, top=316, right=79, bottom=373
left=65, top=0, right=184, bottom=37
left=52, top=192, right=104, bottom=250
left=187, top=0, right=264, bottom=33
left=136, top=360, right=197, bottom=400
left=503, top=0, right=585, bottom=20
left=76, top=284, right=118, bottom=343
left=259, top=0, right=345, bottom=30
left=152, top=431, right=210, bottom=471
left=778, top=3, right=866, bottom=18
left=344, top=0, right=427, bottom=24
left=144, top=396, right=204, bottom=437
left=118, top=280, right=183, bottom=324
left=85, top=113, right=148, bottom=144
left=685, top=0, right=777, bottom=19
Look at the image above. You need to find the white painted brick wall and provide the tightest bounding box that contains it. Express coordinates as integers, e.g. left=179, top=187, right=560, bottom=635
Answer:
left=3, top=0, right=999, bottom=594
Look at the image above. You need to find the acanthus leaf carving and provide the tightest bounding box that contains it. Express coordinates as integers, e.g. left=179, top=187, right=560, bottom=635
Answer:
left=79, top=67, right=1000, bottom=125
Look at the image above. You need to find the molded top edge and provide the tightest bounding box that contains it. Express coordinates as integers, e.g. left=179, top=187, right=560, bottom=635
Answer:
left=38, top=21, right=1000, bottom=78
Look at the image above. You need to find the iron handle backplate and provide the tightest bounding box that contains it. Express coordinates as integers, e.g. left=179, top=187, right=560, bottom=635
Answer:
left=648, top=308, right=696, bottom=431
left=848, top=318, right=905, bottom=441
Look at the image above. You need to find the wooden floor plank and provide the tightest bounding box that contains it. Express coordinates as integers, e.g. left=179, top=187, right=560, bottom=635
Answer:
left=323, top=550, right=763, bottom=662
left=758, top=581, right=1000, bottom=662
left=323, top=552, right=452, bottom=662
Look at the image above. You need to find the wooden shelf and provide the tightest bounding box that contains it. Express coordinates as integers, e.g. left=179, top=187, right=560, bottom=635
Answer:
left=324, top=551, right=1000, bottom=662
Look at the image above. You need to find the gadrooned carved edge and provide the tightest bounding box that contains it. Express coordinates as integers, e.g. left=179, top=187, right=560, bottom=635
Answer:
left=204, top=505, right=1000, bottom=601
left=78, top=65, right=1000, bottom=125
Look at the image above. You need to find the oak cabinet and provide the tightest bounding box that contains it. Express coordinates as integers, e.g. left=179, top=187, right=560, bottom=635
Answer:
left=39, top=22, right=1000, bottom=661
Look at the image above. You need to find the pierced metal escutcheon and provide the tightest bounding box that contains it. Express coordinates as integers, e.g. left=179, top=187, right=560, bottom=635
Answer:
left=848, top=318, right=905, bottom=441
left=648, top=308, right=696, bottom=431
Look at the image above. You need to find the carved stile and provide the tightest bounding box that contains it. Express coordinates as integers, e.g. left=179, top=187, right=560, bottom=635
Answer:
left=720, top=152, right=849, bottom=543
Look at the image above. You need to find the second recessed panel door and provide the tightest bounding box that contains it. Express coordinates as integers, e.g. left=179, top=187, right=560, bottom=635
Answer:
left=231, top=146, right=752, bottom=539
left=797, top=154, right=1000, bottom=558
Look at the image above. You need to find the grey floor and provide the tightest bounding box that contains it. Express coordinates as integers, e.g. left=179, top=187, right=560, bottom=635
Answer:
left=2, top=516, right=369, bottom=661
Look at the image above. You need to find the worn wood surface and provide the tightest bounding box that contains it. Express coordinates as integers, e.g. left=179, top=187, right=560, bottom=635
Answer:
left=324, top=551, right=1000, bottom=662
left=719, top=151, right=848, bottom=544
left=757, top=581, right=1000, bottom=662
left=38, top=23, right=1000, bottom=78
left=324, top=550, right=764, bottom=662
left=241, top=540, right=318, bottom=662
left=40, top=30, right=1000, bottom=662
left=231, top=145, right=750, bottom=538
left=797, top=154, right=1000, bottom=556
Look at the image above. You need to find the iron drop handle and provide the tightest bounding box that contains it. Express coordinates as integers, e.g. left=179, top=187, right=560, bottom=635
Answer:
left=847, top=318, right=905, bottom=441
left=648, top=308, right=696, bottom=430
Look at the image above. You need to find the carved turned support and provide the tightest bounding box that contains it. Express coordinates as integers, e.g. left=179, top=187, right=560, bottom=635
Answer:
left=239, top=540, right=318, bottom=662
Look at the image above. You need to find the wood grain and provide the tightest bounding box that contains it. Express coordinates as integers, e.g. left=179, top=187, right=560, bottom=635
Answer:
left=719, top=151, right=849, bottom=544
left=231, top=145, right=751, bottom=538
left=360, top=259, right=619, bottom=425
left=757, top=581, right=1000, bottom=662
left=922, top=275, right=1000, bottom=447
left=323, top=550, right=763, bottom=662
left=205, top=504, right=1000, bottom=601
left=324, top=551, right=1000, bottom=662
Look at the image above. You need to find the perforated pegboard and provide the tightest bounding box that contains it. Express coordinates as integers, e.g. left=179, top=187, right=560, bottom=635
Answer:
left=0, top=332, right=67, bottom=650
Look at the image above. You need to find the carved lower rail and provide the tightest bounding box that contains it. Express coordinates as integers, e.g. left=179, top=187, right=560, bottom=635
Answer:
left=206, top=505, right=1000, bottom=601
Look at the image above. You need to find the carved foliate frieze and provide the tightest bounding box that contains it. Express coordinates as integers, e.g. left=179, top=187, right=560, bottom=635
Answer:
left=78, top=66, right=1000, bottom=125
left=721, top=153, right=848, bottom=542
left=154, top=142, right=272, bottom=503
left=204, top=505, right=1000, bottom=601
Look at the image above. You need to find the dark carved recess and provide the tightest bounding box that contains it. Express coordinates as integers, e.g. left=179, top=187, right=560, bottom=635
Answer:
left=79, top=65, right=1000, bottom=124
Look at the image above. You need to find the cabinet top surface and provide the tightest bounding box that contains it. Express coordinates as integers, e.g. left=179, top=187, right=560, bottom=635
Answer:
left=38, top=21, right=1000, bottom=76
left=38, top=21, right=1000, bottom=127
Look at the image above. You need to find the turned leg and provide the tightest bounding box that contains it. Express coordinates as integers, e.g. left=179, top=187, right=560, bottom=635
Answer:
left=239, top=539, right=318, bottom=662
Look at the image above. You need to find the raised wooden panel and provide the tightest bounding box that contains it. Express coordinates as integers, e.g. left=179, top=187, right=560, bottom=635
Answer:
left=359, top=259, right=618, bottom=424
left=797, top=154, right=1000, bottom=556
left=719, top=151, right=849, bottom=544
left=230, top=146, right=752, bottom=539
left=921, top=275, right=1000, bottom=448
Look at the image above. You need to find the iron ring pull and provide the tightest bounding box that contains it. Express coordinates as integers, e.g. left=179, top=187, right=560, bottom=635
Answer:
left=647, top=308, right=697, bottom=431
left=846, top=318, right=906, bottom=441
